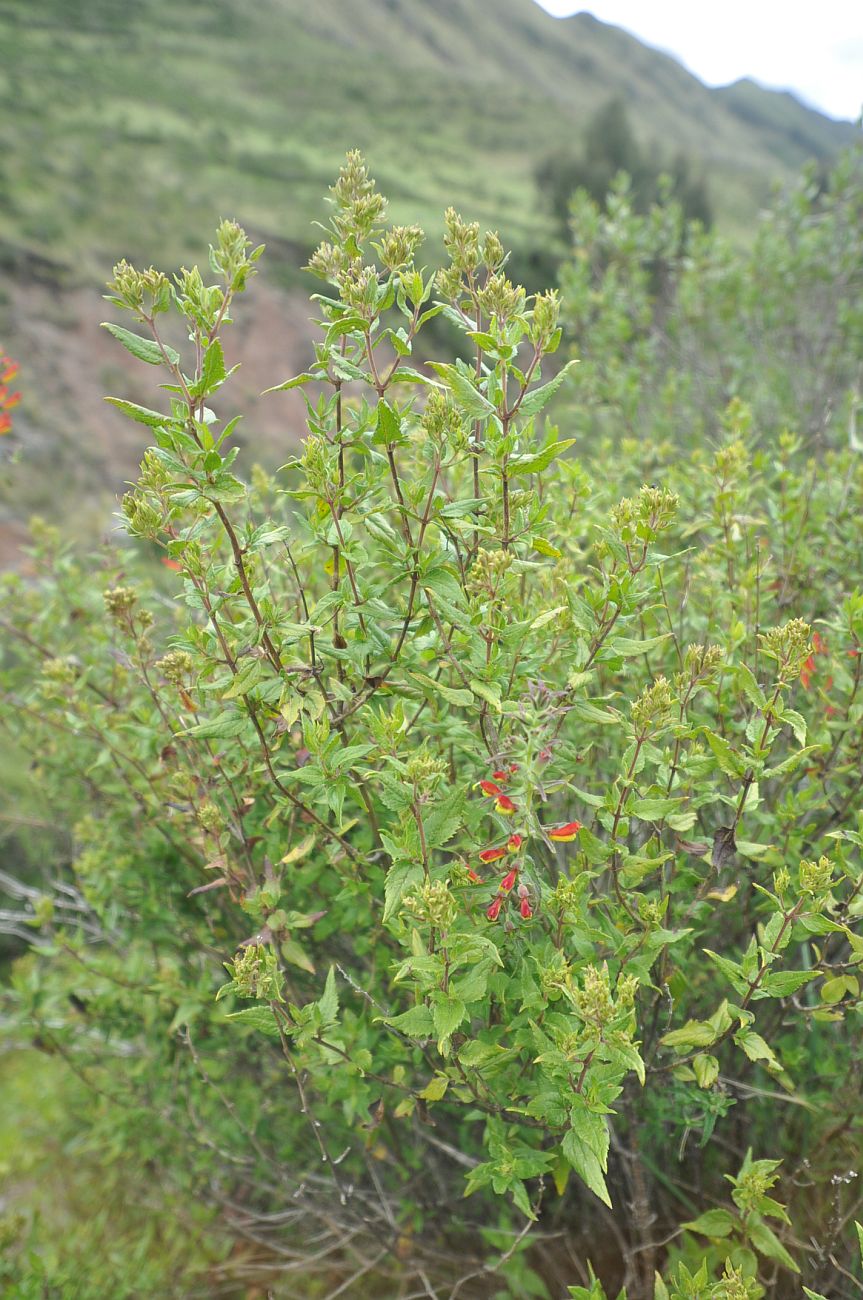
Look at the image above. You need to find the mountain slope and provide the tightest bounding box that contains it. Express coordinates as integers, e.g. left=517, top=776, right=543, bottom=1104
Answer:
left=0, top=0, right=857, bottom=552
left=0, top=0, right=855, bottom=280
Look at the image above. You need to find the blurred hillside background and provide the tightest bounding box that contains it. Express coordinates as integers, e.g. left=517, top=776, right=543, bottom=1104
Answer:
left=0, top=0, right=859, bottom=564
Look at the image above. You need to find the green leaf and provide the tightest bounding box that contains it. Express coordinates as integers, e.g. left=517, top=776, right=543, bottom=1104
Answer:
left=516, top=359, right=577, bottom=419
left=318, top=966, right=338, bottom=1025
left=373, top=399, right=402, bottom=445
left=662, top=1019, right=718, bottom=1049
left=200, top=337, right=227, bottom=394
left=510, top=438, right=576, bottom=478
left=419, top=1074, right=449, bottom=1102
left=408, top=671, right=473, bottom=707
left=470, top=679, right=502, bottom=712
left=682, top=1208, right=737, bottom=1238
left=383, top=862, right=423, bottom=923
left=185, top=711, right=250, bottom=740
left=629, top=796, right=681, bottom=821
left=432, top=994, right=466, bottom=1049
left=385, top=1004, right=434, bottom=1037
left=610, top=633, right=672, bottom=657
left=428, top=363, right=495, bottom=420
left=762, top=970, right=815, bottom=997
left=561, top=1126, right=611, bottom=1207
left=693, top=1053, right=720, bottom=1088
left=101, top=322, right=178, bottom=367
left=703, top=729, right=747, bottom=778
left=529, top=605, right=566, bottom=631
left=263, top=371, right=315, bottom=394
left=224, top=1006, right=280, bottom=1037
left=281, top=936, right=316, bottom=975
left=748, top=1218, right=799, bottom=1272
left=782, top=707, right=807, bottom=747
left=104, top=396, right=169, bottom=427
left=423, top=788, right=466, bottom=850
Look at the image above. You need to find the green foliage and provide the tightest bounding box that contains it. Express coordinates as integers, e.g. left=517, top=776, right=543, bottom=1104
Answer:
left=558, top=145, right=863, bottom=451
left=535, top=98, right=713, bottom=236
left=2, top=153, right=863, bottom=1297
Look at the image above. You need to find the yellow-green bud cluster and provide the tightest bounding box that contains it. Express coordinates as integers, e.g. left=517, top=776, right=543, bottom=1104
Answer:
left=476, top=271, right=525, bottom=323
left=197, top=800, right=224, bottom=834
left=103, top=586, right=137, bottom=622
left=798, top=854, right=834, bottom=897
left=466, top=547, right=513, bottom=598
left=421, top=390, right=465, bottom=449
left=405, top=750, right=449, bottom=788
left=331, top=151, right=387, bottom=243
left=611, top=484, right=678, bottom=547
left=376, top=225, right=424, bottom=271
left=226, top=943, right=284, bottom=1001
left=157, top=650, right=195, bottom=685
left=631, top=675, right=675, bottom=736
left=402, top=879, right=458, bottom=929
left=760, top=618, right=811, bottom=679
left=106, top=260, right=170, bottom=315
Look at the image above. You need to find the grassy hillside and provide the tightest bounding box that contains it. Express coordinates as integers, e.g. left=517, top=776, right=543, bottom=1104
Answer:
left=0, top=0, right=855, bottom=278
left=0, top=0, right=856, bottom=547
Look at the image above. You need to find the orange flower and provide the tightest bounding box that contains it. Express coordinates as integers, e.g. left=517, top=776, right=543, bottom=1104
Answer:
left=547, top=821, right=581, bottom=842
left=476, top=780, right=503, bottom=798
left=479, top=846, right=507, bottom=864
left=486, top=895, right=503, bottom=922
left=506, top=833, right=523, bottom=852
left=467, top=868, right=482, bottom=883
left=500, top=867, right=518, bottom=892
left=495, top=795, right=516, bottom=815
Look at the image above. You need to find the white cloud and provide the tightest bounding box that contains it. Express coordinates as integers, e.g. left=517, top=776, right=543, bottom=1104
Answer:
left=532, top=1, right=863, bottom=121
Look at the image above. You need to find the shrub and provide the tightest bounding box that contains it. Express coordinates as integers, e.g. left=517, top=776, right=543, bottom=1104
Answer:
left=1, top=154, right=862, bottom=1298
left=558, top=146, right=863, bottom=451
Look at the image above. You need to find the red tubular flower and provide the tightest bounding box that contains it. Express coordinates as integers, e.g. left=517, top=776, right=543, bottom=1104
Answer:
left=476, top=780, right=503, bottom=798
left=548, top=821, right=582, bottom=842
left=486, top=895, right=503, bottom=922
left=468, top=869, right=482, bottom=883
left=479, top=845, right=507, bottom=864
left=506, top=833, right=523, bottom=852
left=519, top=895, right=532, bottom=919
left=495, top=795, right=516, bottom=815
left=0, top=414, right=10, bottom=436
left=492, top=764, right=518, bottom=781
left=812, top=631, right=827, bottom=654
left=500, top=867, right=518, bottom=892
left=800, top=655, right=816, bottom=690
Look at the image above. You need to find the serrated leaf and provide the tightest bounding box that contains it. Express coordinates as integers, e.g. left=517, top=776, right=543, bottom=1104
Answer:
left=428, top=363, right=495, bottom=419
left=224, top=1006, right=280, bottom=1037
left=682, top=1208, right=736, bottom=1238
left=516, top=360, right=577, bottom=419
left=561, top=1126, right=610, bottom=1207
left=432, top=994, right=466, bottom=1049
left=510, top=438, right=576, bottom=478
left=748, top=1218, right=799, bottom=1271
left=470, top=679, right=502, bottom=711
left=383, top=862, right=423, bottom=923
left=102, top=322, right=178, bottom=367
left=104, top=396, right=168, bottom=427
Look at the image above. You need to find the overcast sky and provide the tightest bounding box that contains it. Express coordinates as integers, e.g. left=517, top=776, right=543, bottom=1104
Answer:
left=532, top=1, right=863, bottom=121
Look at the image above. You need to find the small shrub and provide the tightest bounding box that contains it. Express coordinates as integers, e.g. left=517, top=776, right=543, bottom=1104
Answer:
left=2, top=154, right=862, bottom=1298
